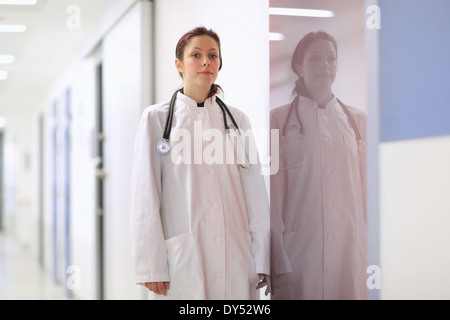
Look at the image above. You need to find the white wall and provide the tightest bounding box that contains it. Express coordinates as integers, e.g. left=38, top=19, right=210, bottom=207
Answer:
left=379, top=136, right=450, bottom=299
left=102, top=0, right=152, bottom=300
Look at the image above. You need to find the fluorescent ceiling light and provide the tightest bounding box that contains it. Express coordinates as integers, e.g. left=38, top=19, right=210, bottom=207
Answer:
left=269, top=32, right=285, bottom=41
left=0, top=0, right=37, bottom=4
left=0, top=70, right=8, bottom=80
left=0, top=24, right=27, bottom=32
left=0, top=55, right=15, bottom=64
left=269, top=7, right=335, bottom=18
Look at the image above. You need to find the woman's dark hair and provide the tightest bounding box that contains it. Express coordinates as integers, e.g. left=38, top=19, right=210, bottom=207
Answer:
left=290, top=31, right=338, bottom=101
left=175, top=26, right=223, bottom=98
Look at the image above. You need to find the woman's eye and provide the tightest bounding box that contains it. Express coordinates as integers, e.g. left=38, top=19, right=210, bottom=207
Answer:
left=192, top=53, right=200, bottom=58
left=209, top=54, right=218, bottom=59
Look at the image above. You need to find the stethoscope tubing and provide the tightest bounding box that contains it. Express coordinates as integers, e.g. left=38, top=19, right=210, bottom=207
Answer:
left=163, top=89, right=241, bottom=141
left=159, top=89, right=244, bottom=154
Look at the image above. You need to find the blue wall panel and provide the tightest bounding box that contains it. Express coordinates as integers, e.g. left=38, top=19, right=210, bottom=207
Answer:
left=379, top=0, right=450, bottom=142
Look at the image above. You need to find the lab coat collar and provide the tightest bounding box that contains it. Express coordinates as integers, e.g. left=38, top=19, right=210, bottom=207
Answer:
left=176, top=91, right=214, bottom=110
left=298, top=94, right=337, bottom=112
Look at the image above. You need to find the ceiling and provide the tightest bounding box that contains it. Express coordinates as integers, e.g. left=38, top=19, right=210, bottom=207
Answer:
left=0, top=0, right=115, bottom=118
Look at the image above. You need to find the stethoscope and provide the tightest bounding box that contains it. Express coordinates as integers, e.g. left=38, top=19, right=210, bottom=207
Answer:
left=283, top=97, right=366, bottom=154
left=157, top=89, right=251, bottom=169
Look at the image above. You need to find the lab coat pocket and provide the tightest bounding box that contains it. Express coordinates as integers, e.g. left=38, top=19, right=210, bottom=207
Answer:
left=163, top=232, right=205, bottom=299
left=280, top=134, right=303, bottom=170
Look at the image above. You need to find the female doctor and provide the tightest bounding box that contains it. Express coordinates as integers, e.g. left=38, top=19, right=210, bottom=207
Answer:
left=270, top=31, right=367, bottom=299
left=130, top=26, right=270, bottom=300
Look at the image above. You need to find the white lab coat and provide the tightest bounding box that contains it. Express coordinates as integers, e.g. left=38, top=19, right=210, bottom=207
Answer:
left=270, top=95, right=367, bottom=300
left=130, top=92, right=270, bottom=300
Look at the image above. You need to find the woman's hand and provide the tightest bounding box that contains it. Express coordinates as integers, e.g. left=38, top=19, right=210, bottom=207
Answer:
left=256, top=274, right=271, bottom=296
left=144, top=281, right=170, bottom=296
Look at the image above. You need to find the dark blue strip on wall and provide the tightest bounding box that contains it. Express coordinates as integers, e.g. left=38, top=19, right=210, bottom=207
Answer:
left=379, top=0, right=450, bottom=142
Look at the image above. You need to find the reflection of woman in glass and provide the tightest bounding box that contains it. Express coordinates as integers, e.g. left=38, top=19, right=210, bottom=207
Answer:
left=270, top=31, right=367, bottom=299
left=130, top=26, right=270, bottom=300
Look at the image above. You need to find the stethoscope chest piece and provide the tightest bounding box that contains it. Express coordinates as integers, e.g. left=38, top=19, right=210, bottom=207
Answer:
left=157, top=139, right=171, bottom=155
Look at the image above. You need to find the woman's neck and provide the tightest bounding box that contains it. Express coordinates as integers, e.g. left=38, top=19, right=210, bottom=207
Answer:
left=183, top=84, right=209, bottom=104
left=309, top=88, right=333, bottom=108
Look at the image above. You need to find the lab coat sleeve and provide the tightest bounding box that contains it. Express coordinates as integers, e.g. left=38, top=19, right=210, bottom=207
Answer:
left=235, top=111, right=270, bottom=275
left=130, top=108, right=169, bottom=284
left=354, top=109, right=367, bottom=223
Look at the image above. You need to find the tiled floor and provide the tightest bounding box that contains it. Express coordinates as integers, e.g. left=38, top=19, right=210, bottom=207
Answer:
left=0, top=233, right=69, bottom=300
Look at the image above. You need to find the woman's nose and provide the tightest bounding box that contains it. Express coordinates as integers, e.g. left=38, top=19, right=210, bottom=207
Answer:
left=203, top=56, right=210, bottom=66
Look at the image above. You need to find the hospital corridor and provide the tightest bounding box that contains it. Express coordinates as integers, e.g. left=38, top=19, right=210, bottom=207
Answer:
left=0, top=233, right=68, bottom=299
left=1, top=0, right=450, bottom=301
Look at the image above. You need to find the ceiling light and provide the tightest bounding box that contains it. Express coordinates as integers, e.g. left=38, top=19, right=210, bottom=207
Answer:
left=269, top=7, right=335, bottom=18
left=0, top=24, right=27, bottom=32
left=0, top=0, right=37, bottom=4
left=0, top=55, right=15, bottom=64
left=269, top=32, right=285, bottom=41
left=0, top=70, right=8, bottom=80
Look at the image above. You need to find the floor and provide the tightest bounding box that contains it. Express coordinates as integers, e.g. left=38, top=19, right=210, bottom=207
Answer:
left=0, top=232, right=69, bottom=300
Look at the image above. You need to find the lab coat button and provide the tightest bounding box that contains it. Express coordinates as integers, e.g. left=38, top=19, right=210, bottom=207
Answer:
left=209, top=168, right=216, bottom=175
left=324, top=167, right=331, bottom=174
left=213, top=202, right=220, bottom=209
left=216, top=236, right=223, bottom=243
left=216, top=272, right=223, bottom=278
left=326, top=201, right=333, bottom=208
left=322, top=136, right=330, bottom=143
left=199, top=109, right=206, bottom=114
left=327, top=234, right=334, bottom=240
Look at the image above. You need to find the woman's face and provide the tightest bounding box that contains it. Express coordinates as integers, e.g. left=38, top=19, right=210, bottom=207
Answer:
left=296, top=39, right=337, bottom=93
left=176, top=35, right=220, bottom=91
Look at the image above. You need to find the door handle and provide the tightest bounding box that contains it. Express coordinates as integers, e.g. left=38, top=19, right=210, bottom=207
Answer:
left=96, top=169, right=107, bottom=179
